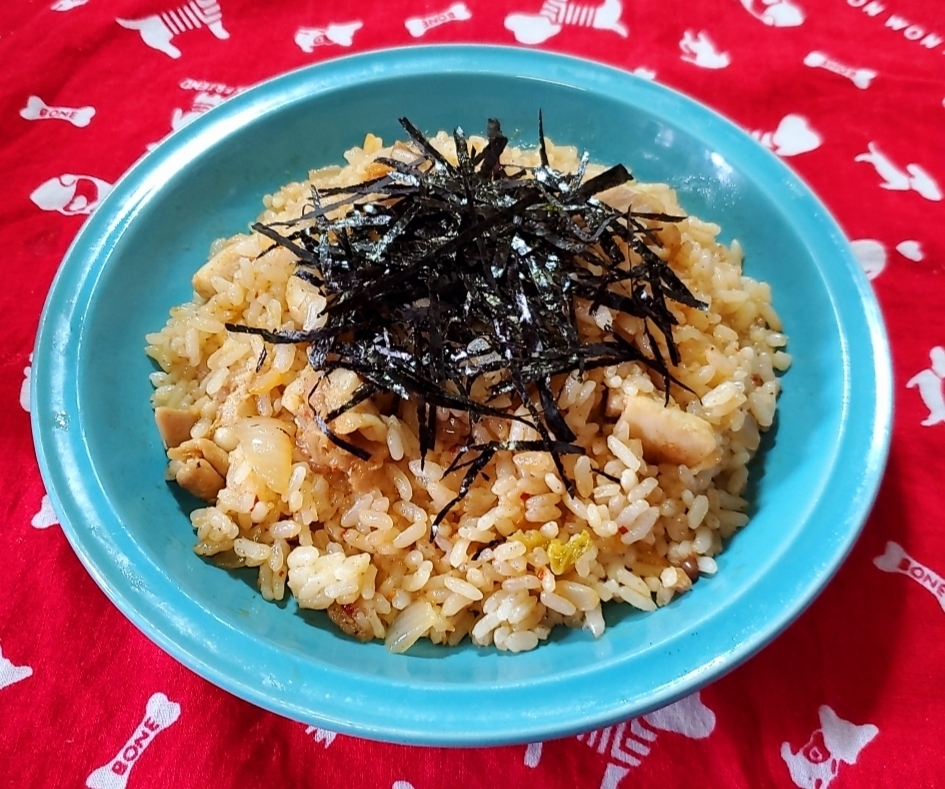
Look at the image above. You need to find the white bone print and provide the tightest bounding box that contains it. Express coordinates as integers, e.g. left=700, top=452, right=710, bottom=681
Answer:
left=30, top=174, right=112, bottom=216
left=405, top=3, right=471, bottom=37
left=51, top=0, right=89, bottom=10
left=31, top=495, right=59, bottom=529
left=906, top=347, right=945, bottom=426
left=0, top=644, right=32, bottom=690
left=505, top=0, right=627, bottom=46
left=117, top=0, right=228, bottom=59
left=854, top=143, right=942, bottom=201
left=294, top=21, right=362, bottom=51
left=875, top=541, right=945, bottom=608
left=20, top=95, right=95, bottom=127
left=739, top=0, right=804, bottom=27
left=679, top=31, right=730, bottom=69
left=804, top=52, right=876, bottom=89
left=525, top=692, right=714, bottom=787
left=86, top=693, right=181, bottom=789
left=751, top=114, right=822, bottom=156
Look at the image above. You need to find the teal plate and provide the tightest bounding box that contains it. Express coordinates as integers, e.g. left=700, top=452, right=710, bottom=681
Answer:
left=32, top=46, right=892, bottom=746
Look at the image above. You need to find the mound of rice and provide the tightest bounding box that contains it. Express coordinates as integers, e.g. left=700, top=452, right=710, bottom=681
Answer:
left=145, top=130, right=790, bottom=653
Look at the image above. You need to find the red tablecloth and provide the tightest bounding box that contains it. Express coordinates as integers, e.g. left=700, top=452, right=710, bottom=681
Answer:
left=2, top=1, right=944, bottom=787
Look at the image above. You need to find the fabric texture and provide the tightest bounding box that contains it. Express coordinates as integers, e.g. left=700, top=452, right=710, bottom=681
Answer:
left=1, top=1, right=943, bottom=786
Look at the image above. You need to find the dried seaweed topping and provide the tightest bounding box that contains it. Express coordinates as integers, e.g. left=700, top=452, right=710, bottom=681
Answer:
left=226, top=116, right=706, bottom=532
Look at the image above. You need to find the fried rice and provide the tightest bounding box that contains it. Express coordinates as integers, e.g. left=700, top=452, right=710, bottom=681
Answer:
left=145, top=130, right=790, bottom=653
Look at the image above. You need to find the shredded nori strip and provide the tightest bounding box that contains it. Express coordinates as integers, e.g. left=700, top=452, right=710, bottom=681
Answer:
left=226, top=116, right=706, bottom=534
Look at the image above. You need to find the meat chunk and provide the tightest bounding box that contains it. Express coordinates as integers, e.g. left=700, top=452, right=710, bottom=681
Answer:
left=596, top=182, right=636, bottom=214
left=154, top=407, right=198, bottom=448
left=167, top=438, right=231, bottom=501
left=191, top=235, right=254, bottom=300
left=173, top=459, right=225, bottom=502
left=168, top=438, right=230, bottom=477
left=294, top=368, right=386, bottom=477
left=621, top=395, right=717, bottom=467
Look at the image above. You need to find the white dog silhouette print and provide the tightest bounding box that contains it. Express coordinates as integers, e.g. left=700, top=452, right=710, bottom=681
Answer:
left=781, top=706, right=877, bottom=789
left=526, top=692, right=715, bottom=788
left=751, top=114, right=822, bottom=157
left=304, top=726, right=338, bottom=747
left=148, top=83, right=241, bottom=149
left=739, top=0, right=804, bottom=27
left=173, top=91, right=224, bottom=131
left=849, top=239, right=886, bottom=280
left=679, top=31, right=731, bottom=69
left=117, top=0, right=228, bottom=59
left=294, top=21, right=362, bottom=51
left=20, top=353, right=32, bottom=412
left=0, top=644, right=32, bottom=690
left=30, top=174, right=112, bottom=216
left=505, top=0, right=627, bottom=46
left=32, top=495, right=60, bottom=530
left=855, top=143, right=942, bottom=201
left=907, top=346, right=945, bottom=426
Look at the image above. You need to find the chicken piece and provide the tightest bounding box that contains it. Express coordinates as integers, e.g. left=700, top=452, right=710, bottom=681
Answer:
left=154, top=407, right=198, bottom=448
left=621, top=395, right=716, bottom=467
left=174, top=459, right=225, bottom=502
left=596, top=184, right=683, bottom=256
left=215, top=366, right=257, bottom=426
left=191, top=237, right=246, bottom=300
left=596, top=182, right=636, bottom=214
left=295, top=406, right=384, bottom=477
left=167, top=438, right=230, bottom=477
left=294, top=369, right=386, bottom=476
left=167, top=438, right=231, bottom=502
